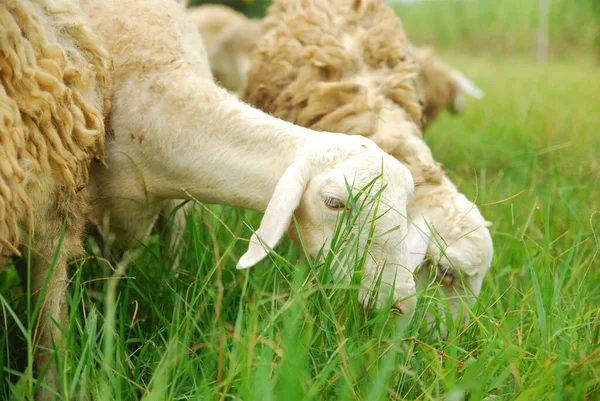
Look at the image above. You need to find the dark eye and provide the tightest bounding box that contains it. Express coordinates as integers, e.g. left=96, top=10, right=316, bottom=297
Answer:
left=324, top=197, right=345, bottom=210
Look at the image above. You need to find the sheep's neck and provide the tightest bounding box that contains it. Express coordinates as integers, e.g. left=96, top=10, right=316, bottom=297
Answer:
left=140, top=74, right=314, bottom=212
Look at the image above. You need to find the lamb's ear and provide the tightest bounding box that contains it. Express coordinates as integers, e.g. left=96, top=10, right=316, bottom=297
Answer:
left=237, top=161, right=308, bottom=269
left=451, top=69, right=484, bottom=99
left=484, top=220, right=493, bottom=228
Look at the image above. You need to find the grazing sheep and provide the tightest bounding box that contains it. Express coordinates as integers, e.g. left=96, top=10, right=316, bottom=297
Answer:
left=82, top=0, right=417, bottom=313
left=185, top=4, right=262, bottom=92
left=410, top=45, right=484, bottom=129
left=186, top=4, right=246, bottom=54
left=188, top=4, right=484, bottom=127
left=242, top=0, right=493, bottom=328
left=3, top=0, right=416, bottom=394
left=0, top=0, right=112, bottom=391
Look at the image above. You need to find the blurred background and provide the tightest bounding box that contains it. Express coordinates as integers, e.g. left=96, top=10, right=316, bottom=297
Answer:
left=188, top=0, right=600, bottom=62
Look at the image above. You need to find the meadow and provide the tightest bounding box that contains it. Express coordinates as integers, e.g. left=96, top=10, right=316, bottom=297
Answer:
left=392, top=0, right=600, bottom=59
left=1, top=2, right=600, bottom=400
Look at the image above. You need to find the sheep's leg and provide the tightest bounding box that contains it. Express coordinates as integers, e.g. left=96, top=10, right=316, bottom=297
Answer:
left=26, top=250, right=68, bottom=401
left=156, top=200, right=194, bottom=271
left=87, top=176, right=165, bottom=258
left=88, top=161, right=193, bottom=268
left=19, top=188, right=89, bottom=400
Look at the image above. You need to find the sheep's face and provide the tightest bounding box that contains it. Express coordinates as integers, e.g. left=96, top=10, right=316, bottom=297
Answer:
left=290, top=135, right=417, bottom=314
left=237, top=134, right=417, bottom=315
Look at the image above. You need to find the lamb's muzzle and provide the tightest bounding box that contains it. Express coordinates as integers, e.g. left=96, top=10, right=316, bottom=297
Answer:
left=235, top=138, right=419, bottom=310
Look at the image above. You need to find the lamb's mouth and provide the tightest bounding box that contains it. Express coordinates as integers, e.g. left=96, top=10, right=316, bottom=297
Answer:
left=436, top=264, right=456, bottom=285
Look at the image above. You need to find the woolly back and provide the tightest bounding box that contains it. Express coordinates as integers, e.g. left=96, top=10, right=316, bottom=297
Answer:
left=0, top=0, right=112, bottom=254
left=242, top=0, right=422, bottom=138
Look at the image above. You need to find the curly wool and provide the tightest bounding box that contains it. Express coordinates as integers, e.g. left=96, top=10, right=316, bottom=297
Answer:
left=0, top=0, right=112, bottom=256
left=243, top=0, right=422, bottom=136
left=242, top=0, right=448, bottom=188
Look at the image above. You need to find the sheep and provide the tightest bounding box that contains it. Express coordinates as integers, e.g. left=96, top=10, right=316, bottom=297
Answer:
left=209, top=17, right=263, bottom=92
left=1, top=0, right=419, bottom=396
left=0, top=0, right=112, bottom=393
left=187, top=4, right=484, bottom=129
left=410, top=45, right=484, bottom=129
left=81, top=0, right=418, bottom=312
left=186, top=4, right=247, bottom=54
left=184, top=4, right=262, bottom=92
left=1, top=0, right=417, bottom=394
left=241, top=0, right=494, bottom=329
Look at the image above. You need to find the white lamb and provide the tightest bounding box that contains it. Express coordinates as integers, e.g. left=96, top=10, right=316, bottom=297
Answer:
left=1, top=0, right=417, bottom=395
left=82, top=0, right=418, bottom=314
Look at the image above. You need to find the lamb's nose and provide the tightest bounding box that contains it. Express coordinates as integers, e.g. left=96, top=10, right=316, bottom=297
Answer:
left=392, top=302, right=406, bottom=314
left=392, top=297, right=416, bottom=315
left=437, top=265, right=456, bottom=285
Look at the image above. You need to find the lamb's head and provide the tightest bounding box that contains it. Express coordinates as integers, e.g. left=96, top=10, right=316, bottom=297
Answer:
left=449, top=69, right=484, bottom=114
left=238, top=134, right=417, bottom=314
left=411, top=46, right=484, bottom=128
left=409, top=185, right=493, bottom=295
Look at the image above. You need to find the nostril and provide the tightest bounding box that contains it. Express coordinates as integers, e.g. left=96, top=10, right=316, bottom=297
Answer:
left=437, top=265, right=456, bottom=285
left=392, top=295, right=417, bottom=317
left=392, top=302, right=406, bottom=314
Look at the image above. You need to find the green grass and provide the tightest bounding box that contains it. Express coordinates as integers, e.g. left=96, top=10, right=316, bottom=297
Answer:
left=1, top=54, right=600, bottom=400
left=393, top=0, right=600, bottom=59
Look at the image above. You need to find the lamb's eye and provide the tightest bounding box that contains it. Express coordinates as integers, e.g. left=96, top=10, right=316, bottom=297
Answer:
left=324, top=197, right=345, bottom=210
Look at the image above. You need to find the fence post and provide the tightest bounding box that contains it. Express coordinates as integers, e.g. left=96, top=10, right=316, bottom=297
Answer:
left=537, top=0, right=549, bottom=64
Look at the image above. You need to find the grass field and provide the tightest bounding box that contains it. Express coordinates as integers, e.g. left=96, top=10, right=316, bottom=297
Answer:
left=393, top=0, right=600, bottom=59
left=1, top=53, right=600, bottom=400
